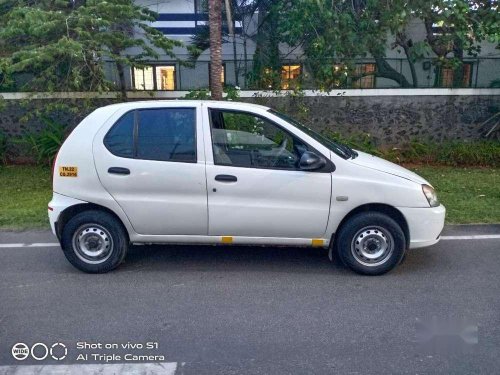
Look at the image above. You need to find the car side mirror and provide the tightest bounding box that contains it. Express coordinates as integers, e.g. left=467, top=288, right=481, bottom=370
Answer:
left=299, top=151, right=327, bottom=171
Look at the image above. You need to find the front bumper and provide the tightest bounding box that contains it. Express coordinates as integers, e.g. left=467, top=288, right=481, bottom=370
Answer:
left=398, top=204, right=446, bottom=249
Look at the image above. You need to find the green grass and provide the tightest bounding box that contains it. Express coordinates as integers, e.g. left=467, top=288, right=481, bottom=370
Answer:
left=0, top=165, right=52, bottom=229
left=410, top=166, right=499, bottom=224
left=0, top=165, right=498, bottom=229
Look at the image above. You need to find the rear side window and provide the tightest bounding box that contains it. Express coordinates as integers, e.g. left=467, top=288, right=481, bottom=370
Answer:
left=137, top=108, right=196, bottom=162
left=103, top=111, right=134, bottom=158
left=103, top=108, right=196, bottom=163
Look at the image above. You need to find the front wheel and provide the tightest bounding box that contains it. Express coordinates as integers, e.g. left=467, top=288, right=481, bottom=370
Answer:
left=60, top=210, right=128, bottom=273
left=335, top=212, right=406, bottom=275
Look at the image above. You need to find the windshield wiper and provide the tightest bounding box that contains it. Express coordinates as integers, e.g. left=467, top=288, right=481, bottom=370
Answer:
left=336, top=143, right=357, bottom=159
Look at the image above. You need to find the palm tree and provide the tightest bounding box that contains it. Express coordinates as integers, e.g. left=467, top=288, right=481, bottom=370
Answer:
left=208, top=0, right=223, bottom=100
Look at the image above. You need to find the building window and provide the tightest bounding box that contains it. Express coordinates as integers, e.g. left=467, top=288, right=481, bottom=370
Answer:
left=439, top=63, right=473, bottom=88
left=281, top=65, right=301, bottom=89
left=133, top=67, right=154, bottom=90
left=352, top=63, right=376, bottom=88
left=208, top=63, right=226, bottom=86
left=155, top=65, right=176, bottom=91
left=133, top=65, right=176, bottom=91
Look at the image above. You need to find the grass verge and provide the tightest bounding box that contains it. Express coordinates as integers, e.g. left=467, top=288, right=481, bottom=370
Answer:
left=0, top=166, right=52, bottom=230
left=410, top=166, right=499, bottom=224
left=0, top=165, right=498, bottom=230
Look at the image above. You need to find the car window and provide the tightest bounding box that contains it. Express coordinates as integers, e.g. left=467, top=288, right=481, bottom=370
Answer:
left=103, top=111, right=135, bottom=158
left=137, top=108, right=196, bottom=162
left=210, top=109, right=308, bottom=170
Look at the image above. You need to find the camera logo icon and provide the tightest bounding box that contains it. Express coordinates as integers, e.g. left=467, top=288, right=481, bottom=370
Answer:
left=11, top=342, right=67, bottom=361
left=11, top=343, right=30, bottom=361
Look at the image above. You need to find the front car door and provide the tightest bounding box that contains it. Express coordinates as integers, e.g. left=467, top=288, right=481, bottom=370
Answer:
left=93, top=104, right=208, bottom=236
left=203, top=104, right=332, bottom=240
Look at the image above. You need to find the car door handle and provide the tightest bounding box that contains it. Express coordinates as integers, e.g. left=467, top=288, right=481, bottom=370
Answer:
left=215, top=174, right=237, bottom=182
left=108, top=167, right=130, bottom=175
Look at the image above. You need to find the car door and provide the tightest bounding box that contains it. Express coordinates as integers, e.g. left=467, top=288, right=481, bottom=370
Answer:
left=93, top=105, right=208, bottom=236
left=204, top=106, right=332, bottom=239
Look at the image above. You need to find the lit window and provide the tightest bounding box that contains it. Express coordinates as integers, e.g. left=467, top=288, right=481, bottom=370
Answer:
left=281, top=65, right=301, bottom=89
left=156, top=66, right=176, bottom=90
left=440, top=68, right=454, bottom=87
left=462, top=63, right=472, bottom=87
left=353, top=64, right=376, bottom=88
left=439, top=63, right=472, bottom=87
left=133, top=67, right=154, bottom=90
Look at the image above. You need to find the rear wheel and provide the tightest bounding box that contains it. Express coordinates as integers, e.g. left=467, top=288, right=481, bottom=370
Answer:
left=335, top=212, right=406, bottom=275
left=61, top=210, right=128, bottom=273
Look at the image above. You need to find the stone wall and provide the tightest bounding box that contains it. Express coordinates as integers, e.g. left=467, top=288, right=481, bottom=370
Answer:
left=244, top=95, right=500, bottom=145
left=0, top=94, right=498, bottom=160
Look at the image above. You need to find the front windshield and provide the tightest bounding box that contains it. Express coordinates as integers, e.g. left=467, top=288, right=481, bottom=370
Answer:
left=268, top=109, right=357, bottom=159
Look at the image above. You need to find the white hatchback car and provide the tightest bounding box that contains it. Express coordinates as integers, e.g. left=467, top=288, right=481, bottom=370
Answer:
left=49, top=100, right=445, bottom=275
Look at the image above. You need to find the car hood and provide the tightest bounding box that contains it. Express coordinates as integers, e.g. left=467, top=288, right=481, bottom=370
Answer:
left=349, top=151, right=429, bottom=185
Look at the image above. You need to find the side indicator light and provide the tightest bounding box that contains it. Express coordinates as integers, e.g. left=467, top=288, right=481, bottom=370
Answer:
left=221, top=236, right=233, bottom=244
left=312, top=239, right=324, bottom=247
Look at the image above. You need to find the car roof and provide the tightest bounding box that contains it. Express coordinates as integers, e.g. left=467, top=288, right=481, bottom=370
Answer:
left=97, top=100, right=271, bottom=113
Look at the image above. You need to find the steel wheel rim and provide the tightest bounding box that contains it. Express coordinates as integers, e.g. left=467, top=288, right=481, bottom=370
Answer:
left=350, top=226, right=394, bottom=267
left=72, top=224, right=113, bottom=264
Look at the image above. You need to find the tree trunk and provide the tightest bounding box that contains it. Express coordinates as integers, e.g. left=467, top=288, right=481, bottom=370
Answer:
left=407, top=58, right=418, bottom=88
left=393, top=32, right=418, bottom=88
left=114, top=59, right=127, bottom=100
left=209, top=0, right=223, bottom=100
left=374, top=57, right=412, bottom=88
left=242, top=18, right=248, bottom=85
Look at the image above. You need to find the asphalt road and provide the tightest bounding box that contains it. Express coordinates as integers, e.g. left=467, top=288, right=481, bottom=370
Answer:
left=0, top=225, right=499, bottom=374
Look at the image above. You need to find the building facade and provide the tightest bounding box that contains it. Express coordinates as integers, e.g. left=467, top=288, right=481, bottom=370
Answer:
left=110, top=0, right=499, bottom=91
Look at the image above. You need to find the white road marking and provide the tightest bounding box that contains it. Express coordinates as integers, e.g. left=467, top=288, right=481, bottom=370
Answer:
left=441, top=235, right=500, bottom=240
left=0, top=362, right=178, bottom=375
left=0, top=234, right=499, bottom=249
left=0, top=243, right=60, bottom=248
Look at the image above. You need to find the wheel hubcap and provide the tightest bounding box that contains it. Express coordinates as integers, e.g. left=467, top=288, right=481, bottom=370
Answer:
left=351, top=226, right=394, bottom=267
left=72, top=224, right=113, bottom=264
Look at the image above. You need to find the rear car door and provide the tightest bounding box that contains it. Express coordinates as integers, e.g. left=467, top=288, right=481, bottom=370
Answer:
left=204, top=107, right=332, bottom=239
left=93, top=105, right=208, bottom=235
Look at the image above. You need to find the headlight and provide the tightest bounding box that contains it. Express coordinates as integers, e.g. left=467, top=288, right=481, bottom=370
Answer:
left=422, top=184, right=439, bottom=207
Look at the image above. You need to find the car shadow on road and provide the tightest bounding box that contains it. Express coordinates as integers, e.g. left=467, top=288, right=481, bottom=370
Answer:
left=122, top=244, right=342, bottom=275
left=114, top=243, right=438, bottom=276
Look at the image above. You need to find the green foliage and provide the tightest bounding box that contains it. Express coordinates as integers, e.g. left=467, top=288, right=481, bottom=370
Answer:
left=0, top=0, right=182, bottom=93
left=0, top=130, right=7, bottom=164
left=224, top=85, right=241, bottom=101
left=17, top=116, right=66, bottom=166
left=272, top=0, right=499, bottom=89
left=321, top=131, right=500, bottom=167
left=183, top=89, right=211, bottom=100
left=322, top=130, right=382, bottom=157
left=183, top=86, right=241, bottom=100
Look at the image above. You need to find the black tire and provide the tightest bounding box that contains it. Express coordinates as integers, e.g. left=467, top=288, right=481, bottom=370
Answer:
left=60, top=210, right=128, bottom=273
left=335, top=212, right=406, bottom=275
